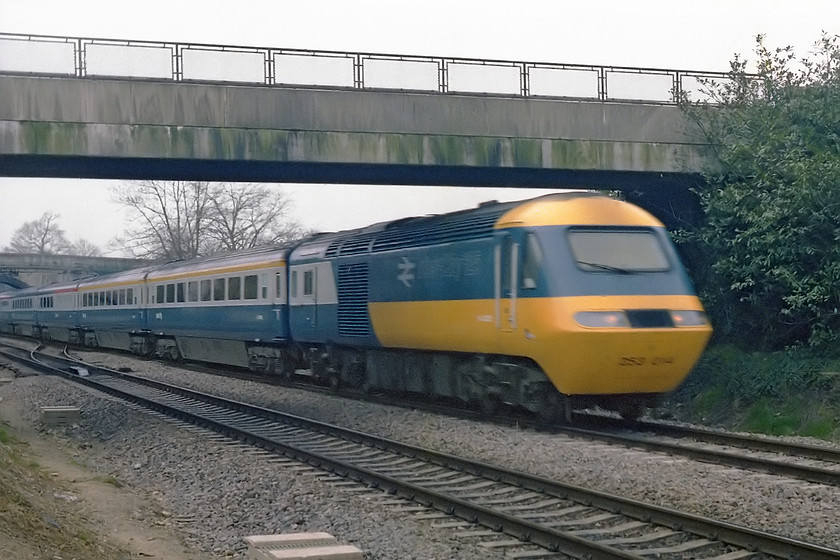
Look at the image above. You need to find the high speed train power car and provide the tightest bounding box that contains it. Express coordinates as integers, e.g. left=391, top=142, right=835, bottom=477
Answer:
left=0, top=193, right=712, bottom=421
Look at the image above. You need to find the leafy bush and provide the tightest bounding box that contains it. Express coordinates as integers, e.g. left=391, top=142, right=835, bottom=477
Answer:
left=667, top=345, right=840, bottom=439
left=680, top=34, right=840, bottom=350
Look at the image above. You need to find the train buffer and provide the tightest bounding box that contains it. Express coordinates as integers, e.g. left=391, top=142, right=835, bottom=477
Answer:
left=244, top=532, right=363, bottom=560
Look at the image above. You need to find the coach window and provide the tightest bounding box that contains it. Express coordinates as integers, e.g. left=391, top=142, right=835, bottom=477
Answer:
left=521, top=233, right=543, bottom=290
left=166, top=283, right=176, bottom=304
left=200, top=279, right=212, bottom=301
left=303, top=270, right=314, bottom=296
left=290, top=271, right=298, bottom=298
left=213, top=278, right=226, bottom=301
left=228, top=276, right=241, bottom=300
left=156, top=285, right=164, bottom=304
left=119, top=289, right=126, bottom=305
left=127, top=288, right=134, bottom=305
left=112, top=290, right=119, bottom=305
left=243, top=275, right=258, bottom=300
left=177, top=282, right=186, bottom=303
left=188, top=281, right=198, bottom=302
left=275, top=272, right=283, bottom=300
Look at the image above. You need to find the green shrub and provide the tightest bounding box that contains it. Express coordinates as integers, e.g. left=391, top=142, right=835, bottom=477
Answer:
left=667, top=345, right=840, bottom=440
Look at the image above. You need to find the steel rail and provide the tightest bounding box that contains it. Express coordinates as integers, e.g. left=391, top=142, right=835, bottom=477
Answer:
left=632, top=417, right=840, bottom=463
left=3, top=343, right=837, bottom=560
left=16, top=349, right=641, bottom=558
left=171, top=357, right=840, bottom=487
left=560, top=416, right=840, bottom=487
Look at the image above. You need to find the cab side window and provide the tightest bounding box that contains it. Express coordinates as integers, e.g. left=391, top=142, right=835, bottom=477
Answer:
left=521, top=233, right=543, bottom=290
left=303, top=270, right=315, bottom=296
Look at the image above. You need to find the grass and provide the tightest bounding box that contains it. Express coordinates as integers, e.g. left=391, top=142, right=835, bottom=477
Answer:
left=0, top=423, right=130, bottom=559
left=99, top=474, right=123, bottom=488
left=665, top=344, right=840, bottom=440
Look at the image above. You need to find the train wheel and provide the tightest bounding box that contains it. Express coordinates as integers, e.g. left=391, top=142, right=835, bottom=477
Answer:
left=480, top=393, right=502, bottom=417
left=275, top=356, right=293, bottom=381
left=343, top=361, right=366, bottom=389
left=527, top=383, right=571, bottom=425
left=328, top=372, right=341, bottom=391
left=616, top=401, right=644, bottom=422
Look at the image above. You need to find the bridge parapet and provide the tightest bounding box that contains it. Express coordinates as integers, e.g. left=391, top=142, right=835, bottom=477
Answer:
left=0, top=32, right=733, bottom=104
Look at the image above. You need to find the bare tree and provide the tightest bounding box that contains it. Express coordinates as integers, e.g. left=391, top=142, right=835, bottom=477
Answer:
left=71, top=239, right=103, bottom=257
left=6, top=212, right=71, bottom=254
left=207, top=183, right=306, bottom=252
left=112, top=180, right=213, bottom=260
left=112, top=181, right=305, bottom=259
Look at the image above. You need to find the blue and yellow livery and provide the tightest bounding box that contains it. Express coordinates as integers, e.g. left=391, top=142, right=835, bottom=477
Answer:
left=1, top=193, right=710, bottom=421
left=290, top=192, right=711, bottom=419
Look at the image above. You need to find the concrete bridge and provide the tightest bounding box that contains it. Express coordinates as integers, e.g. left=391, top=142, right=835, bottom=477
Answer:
left=0, top=253, right=148, bottom=289
left=0, top=33, right=725, bottom=225
left=0, top=73, right=710, bottom=188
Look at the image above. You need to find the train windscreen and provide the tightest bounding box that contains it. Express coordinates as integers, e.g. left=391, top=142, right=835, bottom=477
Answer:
left=567, top=228, right=670, bottom=273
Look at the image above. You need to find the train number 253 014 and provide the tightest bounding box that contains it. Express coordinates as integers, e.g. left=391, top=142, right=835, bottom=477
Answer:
left=619, top=356, right=674, bottom=367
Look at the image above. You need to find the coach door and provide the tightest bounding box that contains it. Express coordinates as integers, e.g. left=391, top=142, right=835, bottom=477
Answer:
left=494, top=233, right=518, bottom=334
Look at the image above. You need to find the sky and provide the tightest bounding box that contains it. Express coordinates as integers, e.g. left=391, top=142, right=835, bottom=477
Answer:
left=1, top=0, right=839, bottom=255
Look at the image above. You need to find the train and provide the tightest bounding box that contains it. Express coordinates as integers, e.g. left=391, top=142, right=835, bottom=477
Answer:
left=0, top=192, right=712, bottom=421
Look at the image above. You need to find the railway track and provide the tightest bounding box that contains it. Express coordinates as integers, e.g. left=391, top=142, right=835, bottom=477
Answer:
left=558, top=414, right=840, bottom=487
left=1, top=341, right=838, bottom=559
left=12, top=338, right=840, bottom=488
left=70, top=342, right=840, bottom=489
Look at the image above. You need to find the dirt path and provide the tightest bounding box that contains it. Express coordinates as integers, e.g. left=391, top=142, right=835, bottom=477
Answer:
left=0, top=372, right=204, bottom=560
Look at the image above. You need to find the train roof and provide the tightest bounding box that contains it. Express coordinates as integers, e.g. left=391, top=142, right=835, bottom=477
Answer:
left=1, top=283, right=65, bottom=297
left=72, top=245, right=292, bottom=289
left=291, top=197, right=524, bottom=261
left=144, top=244, right=291, bottom=283
left=496, top=192, right=664, bottom=229
left=291, top=192, right=662, bottom=260
left=75, top=262, right=166, bottom=291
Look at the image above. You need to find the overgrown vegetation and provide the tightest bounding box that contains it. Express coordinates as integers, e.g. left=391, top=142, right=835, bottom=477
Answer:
left=665, top=345, right=840, bottom=439
left=668, top=35, right=840, bottom=438
left=679, top=33, right=840, bottom=351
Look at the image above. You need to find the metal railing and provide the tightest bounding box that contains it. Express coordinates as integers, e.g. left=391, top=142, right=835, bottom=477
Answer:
left=0, top=32, right=733, bottom=104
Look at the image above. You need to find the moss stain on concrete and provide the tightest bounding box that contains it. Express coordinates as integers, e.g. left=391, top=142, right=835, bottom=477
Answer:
left=12, top=122, right=695, bottom=173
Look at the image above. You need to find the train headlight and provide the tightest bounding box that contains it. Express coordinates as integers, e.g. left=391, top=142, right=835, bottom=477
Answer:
left=670, top=310, right=709, bottom=327
left=574, top=311, right=630, bottom=328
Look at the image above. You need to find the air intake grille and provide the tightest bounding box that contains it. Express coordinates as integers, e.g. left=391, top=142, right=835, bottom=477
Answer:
left=337, top=263, right=370, bottom=337
left=371, top=211, right=506, bottom=252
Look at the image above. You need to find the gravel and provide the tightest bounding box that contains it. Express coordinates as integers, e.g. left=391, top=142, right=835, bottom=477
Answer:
left=2, top=347, right=840, bottom=558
